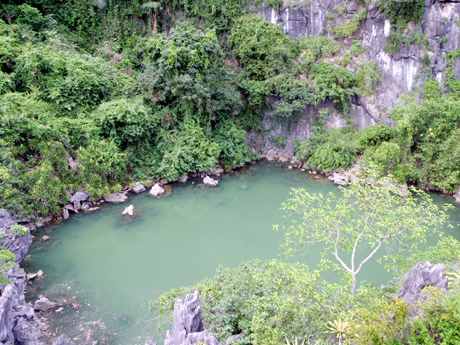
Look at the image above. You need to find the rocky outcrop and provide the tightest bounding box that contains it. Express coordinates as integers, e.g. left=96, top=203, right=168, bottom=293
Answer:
left=396, top=261, right=448, bottom=317
left=105, top=193, right=128, bottom=203
left=0, top=210, right=49, bottom=344
left=164, top=290, right=220, bottom=345
left=254, top=0, right=460, bottom=157
left=33, top=297, right=63, bottom=312
left=149, top=184, right=165, bottom=197
left=178, top=175, right=189, bottom=183
left=203, top=176, right=218, bottom=187
left=132, top=182, right=146, bottom=194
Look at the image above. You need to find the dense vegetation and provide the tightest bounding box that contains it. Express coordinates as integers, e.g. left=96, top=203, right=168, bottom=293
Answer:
left=1, top=0, right=459, bottom=344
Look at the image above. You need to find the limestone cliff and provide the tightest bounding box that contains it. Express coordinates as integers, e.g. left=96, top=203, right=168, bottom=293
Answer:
left=254, top=0, right=460, bottom=157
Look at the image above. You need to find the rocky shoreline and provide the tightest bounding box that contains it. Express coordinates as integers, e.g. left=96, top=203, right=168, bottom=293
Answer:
left=1, top=156, right=458, bottom=344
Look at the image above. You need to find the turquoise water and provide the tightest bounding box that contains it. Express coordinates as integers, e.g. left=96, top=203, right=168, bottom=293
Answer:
left=23, top=161, right=460, bottom=345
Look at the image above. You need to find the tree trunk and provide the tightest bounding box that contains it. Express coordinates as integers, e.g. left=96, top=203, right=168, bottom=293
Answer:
left=350, top=274, right=356, bottom=295
left=153, top=8, right=158, bottom=33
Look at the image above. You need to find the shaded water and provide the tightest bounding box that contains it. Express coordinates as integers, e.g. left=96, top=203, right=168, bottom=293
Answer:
left=23, top=161, right=460, bottom=345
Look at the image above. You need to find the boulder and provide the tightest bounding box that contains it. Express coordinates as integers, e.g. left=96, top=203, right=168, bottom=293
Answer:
left=84, top=207, right=100, bottom=213
left=105, top=193, right=128, bottom=203
left=132, top=182, right=146, bottom=194
left=81, top=203, right=90, bottom=211
left=64, top=204, right=78, bottom=213
left=164, top=290, right=219, bottom=345
left=122, top=205, right=136, bottom=217
left=52, top=334, right=74, bottom=345
left=149, top=184, right=165, bottom=197
left=40, top=236, right=50, bottom=242
left=145, top=340, right=157, bottom=345
left=69, top=192, right=88, bottom=203
left=34, top=297, right=62, bottom=312
left=454, top=186, right=460, bottom=203
left=203, top=176, right=218, bottom=187
left=210, top=168, right=224, bottom=176
left=36, top=270, right=43, bottom=278
left=178, top=175, right=189, bottom=183
left=26, top=273, right=37, bottom=281
left=328, top=173, right=347, bottom=185
left=12, top=318, right=39, bottom=345
left=396, top=261, right=448, bottom=317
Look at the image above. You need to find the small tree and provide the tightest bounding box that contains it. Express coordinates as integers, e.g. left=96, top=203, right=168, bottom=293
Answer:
left=141, top=1, right=161, bottom=33
left=275, top=174, right=452, bottom=295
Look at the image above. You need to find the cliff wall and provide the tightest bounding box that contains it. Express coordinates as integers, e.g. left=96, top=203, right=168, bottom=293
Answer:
left=254, top=0, right=460, bottom=157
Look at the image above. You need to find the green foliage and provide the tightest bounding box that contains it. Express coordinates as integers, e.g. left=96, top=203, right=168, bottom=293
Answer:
left=297, top=36, right=339, bottom=66
left=333, top=9, right=367, bottom=38
left=378, top=0, right=426, bottom=26
left=9, top=224, right=28, bottom=237
left=355, top=61, right=382, bottom=96
left=212, top=121, right=258, bottom=171
left=327, top=12, right=334, bottom=20
left=309, top=62, right=358, bottom=113
left=384, top=31, right=423, bottom=56
left=275, top=172, right=451, bottom=294
left=156, top=122, right=221, bottom=182
left=229, top=15, right=299, bottom=81
left=350, top=40, right=366, bottom=56
left=140, top=23, right=239, bottom=127
left=0, top=249, right=15, bottom=285
left=423, top=79, right=440, bottom=100
left=295, top=125, right=357, bottom=172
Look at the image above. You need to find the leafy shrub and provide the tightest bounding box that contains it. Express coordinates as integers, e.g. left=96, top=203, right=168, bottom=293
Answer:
left=356, top=123, right=394, bottom=147
left=355, top=61, right=381, bottom=96
left=297, top=36, right=339, bottom=66
left=92, top=97, right=158, bottom=149
left=156, top=122, right=221, bottom=182
left=350, top=40, right=366, bottom=56
left=9, top=224, right=28, bottom=237
left=333, top=9, right=367, bottom=38
left=140, top=23, right=239, bottom=126
left=308, top=62, right=358, bottom=113
left=212, top=121, right=258, bottom=171
left=229, top=15, right=299, bottom=81
left=295, top=125, right=357, bottom=172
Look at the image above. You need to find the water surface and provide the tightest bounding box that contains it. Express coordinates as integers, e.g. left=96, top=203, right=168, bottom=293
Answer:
left=23, top=161, right=460, bottom=344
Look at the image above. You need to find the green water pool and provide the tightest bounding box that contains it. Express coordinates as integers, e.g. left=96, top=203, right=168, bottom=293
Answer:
left=23, top=161, right=460, bottom=345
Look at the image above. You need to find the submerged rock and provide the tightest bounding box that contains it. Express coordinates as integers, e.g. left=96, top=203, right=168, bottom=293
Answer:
left=149, top=184, right=165, bottom=197
left=84, top=207, right=100, bottom=213
left=145, top=340, right=157, bottom=345
left=203, top=176, right=218, bottom=187
left=105, top=193, right=128, bottom=203
left=40, top=236, right=50, bottom=242
left=164, top=290, right=219, bottom=345
left=53, top=334, right=74, bottom=345
left=34, top=297, right=62, bottom=312
left=132, top=182, right=146, bottom=194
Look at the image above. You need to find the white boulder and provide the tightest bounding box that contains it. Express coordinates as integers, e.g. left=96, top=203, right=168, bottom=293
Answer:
left=149, top=184, right=165, bottom=197
left=203, top=176, right=218, bottom=187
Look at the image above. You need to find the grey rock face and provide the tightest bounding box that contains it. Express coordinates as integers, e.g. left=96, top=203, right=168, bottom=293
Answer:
left=105, top=193, right=128, bottom=203
left=254, top=0, right=460, bottom=162
left=164, top=290, right=219, bottom=345
left=225, top=334, right=241, bottom=345
left=13, top=318, right=39, bottom=345
left=132, top=182, right=146, bottom=194
left=52, top=334, right=74, bottom=345
left=34, top=297, right=62, bottom=312
left=70, top=192, right=88, bottom=203
left=396, top=261, right=448, bottom=316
